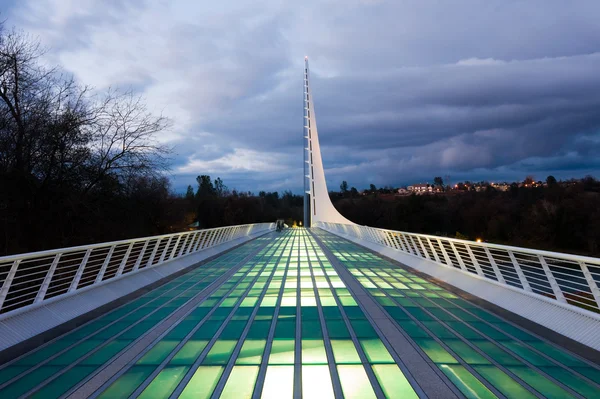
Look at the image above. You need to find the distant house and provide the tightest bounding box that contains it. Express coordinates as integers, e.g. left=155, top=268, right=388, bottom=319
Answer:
left=397, top=188, right=410, bottom=195
left=407, top=183, right=432, bottom=193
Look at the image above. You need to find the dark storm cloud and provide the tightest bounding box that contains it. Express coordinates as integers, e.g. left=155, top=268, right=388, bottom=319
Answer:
left=6, top=0, right=600, bottom=191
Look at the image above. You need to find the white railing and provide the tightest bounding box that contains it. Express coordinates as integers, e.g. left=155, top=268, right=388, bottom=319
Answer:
left=316, top=222, right=600, bottom=313
left=0, top=223, right=275, bottom=315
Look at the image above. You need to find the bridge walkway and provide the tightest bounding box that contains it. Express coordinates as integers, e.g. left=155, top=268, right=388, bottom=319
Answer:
left=0, top=229, right=598, bottom=398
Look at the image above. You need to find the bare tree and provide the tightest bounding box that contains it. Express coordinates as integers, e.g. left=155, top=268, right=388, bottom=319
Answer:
left=84, top=89, right=171, bottom=192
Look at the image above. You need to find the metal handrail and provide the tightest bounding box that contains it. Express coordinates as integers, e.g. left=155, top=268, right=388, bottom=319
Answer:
left=0, top=223, right=275, bottom=315
left=316, top=222, right=600, bottom=313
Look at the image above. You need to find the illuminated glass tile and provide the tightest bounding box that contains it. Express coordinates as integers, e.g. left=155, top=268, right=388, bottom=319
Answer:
left=236, top=340, right=266, bottom=365
left=302, top=339, right=328, bottom=364
left=261, top=365, right=294, bottom=399
left=220, top=366, right=259, bottom=399
left=439, top=364, right=497, bottom=399
left=170, top=340, right=208, bottom=365
left=372, top=364, right=419, bottom=399
left=302, top=365, right=335, bottom=399
left=331, top=340, right=361, bottom=364
left=337, top=365, right=377, bottom=399
left=269, top=340, right=295, bottom=364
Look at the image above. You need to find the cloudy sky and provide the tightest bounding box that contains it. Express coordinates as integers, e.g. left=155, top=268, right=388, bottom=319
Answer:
left=4, top=0, right=600, bottom=192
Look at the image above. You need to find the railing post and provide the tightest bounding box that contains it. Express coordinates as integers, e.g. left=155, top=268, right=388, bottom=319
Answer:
left=95, top=245, right=116, bottom=283
left=579, top=261, right=600, bottom=309
left=170, top=235, right=183, bottom=259
left=426, top=238, right=441, bottom=263
left=178, top=235, right=191, bottom=257
left=186, top=233, right=199, bottom=255
left=437, top=239, right=454, bottom=267
left=416, top=237, right=430, bottom=260
left=449, top=241, right=468, bottom=272
left=132, top=241, right=149, bottom=271
left=465, top=244, right=485, bottom=277
left=0, top=259, right=21, bottom=310
left=194, top=232, right=207, bottom=251
left=158, top=236, right=173, bottom=263
left=538, top=255, right=567, bottom=303
left=401, top=235, right=414, bottom=255
left=69, top=249, right=92, bottom=292
left=484, top=247, right=506, bottom=284
left=146, top=239, right=162, bottom=267
left=409, top=236, right=423, bottom=257
left=115, top=243, right=134, bottom=277
left=508, top=250, right=532, bottom=292
left=35, top=253, right=62, bottom=303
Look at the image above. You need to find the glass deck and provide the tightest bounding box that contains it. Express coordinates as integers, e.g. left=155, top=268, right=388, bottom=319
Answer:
left=0, top=229, right=598, bottom=398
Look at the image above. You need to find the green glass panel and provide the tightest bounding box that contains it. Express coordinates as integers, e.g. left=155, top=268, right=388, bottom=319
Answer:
left=138, top=366, right=189, bottom=399
left=396, top=321, right=430, bottom=338
left=445, top=339, right=491, bottom=365
left=472, top=341, right=521, bottom=366
left=269, top=339, right=295, bottom=364
left=414, top=339, right=458, bottom=364
left=274, top=320, right=296, bottom=339
left=48, top=340, right=101, bottom=365
left=422, top=321, right=457, bottom=339
left=247, top=320, right=271, bottom=339
left=79, top=339, right=131, bottom=366
left=468, top=322, right=510, bottom=340
left=179, top=366, right=223, bottom=399
left=326, top=320, right=350, bottom=338
left=344, top=307, right=365, bottom=319
left=360, top=339, right=394, bottom=363
left=508, top=366, right=574, bottom=399
left=236, top=339, right=266, bottom=365
left=302, top=321, right=323, bottom=338
left=350, top=320, right=378, bottom=338
left=383, top=306, right=410, bottom=321
left=337, top=365, right=377, bottom=399
left=220, top=365, right=259, bottom=399
left=170, top=340, right=208, bottom=365
left=302, top=340, right=328, bottom=364
left=491, top=322, right=540, bottom=341
left=261, top=365, right=294, bottom=399
left=166, top=320, right=199, bottom=339
left=121, top=321, right=157, bottom=340
left=445, top=321, right=483, bottom=340
left=372, top=364, right=419, bottom=399
left=13, top=338, right=73, bottom=366
left=98, top=365, right=155, bottom=399
left=331, top=340, right=361, bottom=364
left=136, top=340, right=179, bottom=365
left=439, top=364, right=497, bottom=399
left=202, top=340, right=237, bottom=365
left=30, top=366, right=97, bottom=399
left=192, top=321, right=221, bottom=339
left=474, top=365, right=538, bottom=398
left=302, top=365, right=335, bottom=399
left=220, top=321, right=247, bottom=339
left=0, top=366, right=28, bottom=386
left=528, top=342, right=585, bottom=367
left=539, top=366, right=599, bottom=398
left=499, top=342, right=553, bottom=366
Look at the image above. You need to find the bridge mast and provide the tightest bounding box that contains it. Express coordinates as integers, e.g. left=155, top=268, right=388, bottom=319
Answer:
left=303, top=57, right=311, bottom=227
left=303, top=57, right=355, bottom=227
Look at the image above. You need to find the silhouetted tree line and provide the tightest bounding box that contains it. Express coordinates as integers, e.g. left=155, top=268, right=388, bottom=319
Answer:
left=333, top=176, right=600, bottom=256
left=185, top=176, right=303, bottom=229
left=0, top=23, right=179, bottom=255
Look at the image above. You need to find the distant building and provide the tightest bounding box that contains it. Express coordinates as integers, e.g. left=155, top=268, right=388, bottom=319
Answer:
left=407, top=183, right=433, bottom=193
left=397, top=188, right=410, bottom=195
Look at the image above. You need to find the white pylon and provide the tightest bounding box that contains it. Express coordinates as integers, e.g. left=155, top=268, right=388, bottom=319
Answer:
left=303, top=57, right=355, bottom=226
